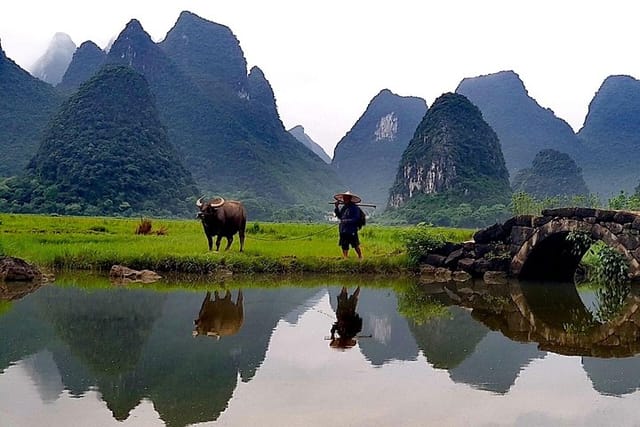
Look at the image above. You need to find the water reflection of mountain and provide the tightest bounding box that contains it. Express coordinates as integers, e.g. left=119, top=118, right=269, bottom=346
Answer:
left=448, top=332, right=544, bottom=394
left=582, top=356, right=640, bottom=396
left=0, top=284, right=319, bottom=427
left=409, top=305, right=543, bottom=393
left=329, top=287, right=419, bottom=365
left=410, top=306, right=488, bottom=369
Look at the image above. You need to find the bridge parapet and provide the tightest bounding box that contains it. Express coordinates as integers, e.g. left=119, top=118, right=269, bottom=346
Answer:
left=419, top=209, right=640, bottom=281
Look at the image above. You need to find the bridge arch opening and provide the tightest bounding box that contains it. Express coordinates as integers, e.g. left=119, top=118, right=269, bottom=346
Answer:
left=511, top=218, right=639, bottom=282
left=518, top=231, right=584, bottom=282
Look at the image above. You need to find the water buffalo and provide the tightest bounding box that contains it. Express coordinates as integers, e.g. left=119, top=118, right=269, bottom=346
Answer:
left=196, top=196, right=246, bottom=251
left=193, top=290, right=244, bottom=339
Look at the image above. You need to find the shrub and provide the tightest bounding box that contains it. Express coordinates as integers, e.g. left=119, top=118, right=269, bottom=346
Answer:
left=135, top=218, right=153, bottom=235
left=402, top=226, right=446, bottom=265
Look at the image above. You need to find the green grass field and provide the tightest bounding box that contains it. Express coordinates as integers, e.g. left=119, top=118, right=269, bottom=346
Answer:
left=0, top=213, right=474, bottom=274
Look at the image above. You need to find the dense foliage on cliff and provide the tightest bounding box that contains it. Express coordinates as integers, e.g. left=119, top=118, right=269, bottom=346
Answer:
left=512, top=149, right=589, bottom=198
left=385, top=93, right=511, bottom=226
left=332, top=89, right=427, bottom=208
left=0, top=66, right=198, bottom=217
left=0, top=42, right=62, bottom=177
left=456, top=70, right=581, bottom=176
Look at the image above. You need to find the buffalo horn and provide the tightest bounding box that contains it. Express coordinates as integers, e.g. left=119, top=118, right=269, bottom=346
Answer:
left=196, top=196, right=204, bottom=207
left=210, top=197, right=225, bottom=208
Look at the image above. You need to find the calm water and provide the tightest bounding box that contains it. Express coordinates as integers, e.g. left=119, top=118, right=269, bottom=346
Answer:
left=2, top=274, right=640, bottom=427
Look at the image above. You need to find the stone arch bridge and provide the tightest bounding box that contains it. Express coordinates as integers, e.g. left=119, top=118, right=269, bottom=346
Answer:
left=421, top=208, right=640, bottom=282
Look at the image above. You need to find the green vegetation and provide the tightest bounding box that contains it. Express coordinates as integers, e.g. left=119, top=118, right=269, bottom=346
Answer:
left=396, top=282, right=450, bottom=324
left=383, top=197, right=510, bottom=227
left=608, top=189, right=640, bottom=210
left=0, top=213, right=472, bottom=274
left=512, top=149, right=589, bottom=198
left=511, top=191, right=600, bottom=216
left=386, top=93, right=511, bottom=226
left=1, top=66, right=199, bottom=218
left=0, top=43, right=63, bottom=177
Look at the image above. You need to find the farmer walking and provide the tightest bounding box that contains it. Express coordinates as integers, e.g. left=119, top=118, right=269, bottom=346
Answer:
left=334, top=191, right=365, bottom=259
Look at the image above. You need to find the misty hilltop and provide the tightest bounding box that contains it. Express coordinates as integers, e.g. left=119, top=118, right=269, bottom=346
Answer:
left=456, top=70, right=581, bottom=176
left=30, top=32, right=76, bottom=86
left=288, top=125, right=332, bottom=164
left=576, top=75, right=640, bottom=197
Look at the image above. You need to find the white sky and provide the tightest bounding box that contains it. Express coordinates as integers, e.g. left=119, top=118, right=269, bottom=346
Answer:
left=2, top=0, right=640, bottom=157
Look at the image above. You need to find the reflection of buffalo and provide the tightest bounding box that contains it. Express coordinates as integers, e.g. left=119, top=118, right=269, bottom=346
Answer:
left=193, top=290, right=244, bottom=339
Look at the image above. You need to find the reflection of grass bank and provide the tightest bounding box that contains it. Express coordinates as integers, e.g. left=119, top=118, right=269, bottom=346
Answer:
left=0, top=213, right=472, bottom=274
left=397, top=282, right=451, bottom=324
left=0, top=300, right=12, bottom=316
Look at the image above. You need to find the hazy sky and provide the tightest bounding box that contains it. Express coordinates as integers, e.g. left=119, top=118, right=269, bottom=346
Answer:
left=2, top=0, right=640, bottom=157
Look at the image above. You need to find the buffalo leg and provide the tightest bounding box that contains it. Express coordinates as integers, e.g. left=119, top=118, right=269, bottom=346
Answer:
left=239, top=230, right=245, bottom=252
left=215, top=236, right=223, bottom=251
left=206, top=235, right=214, bottom=251
left=225, top=235, right=233, bottom=251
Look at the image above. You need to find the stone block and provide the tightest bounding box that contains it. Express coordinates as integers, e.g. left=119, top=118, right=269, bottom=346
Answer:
left=533, top=216, right=552, bottom=227
left=584, top=216, right=597, bottom=224
left=604, top=222, right=624, bottom=234
left=595, top=209, right=617, bottom=222
left=444, top=249, right=464, bottom=267
left=618, top=233, right=640, bottom=251
left=424, top=254, right=446, bottom=267
left=452, top=270, right=472, bottom=282
left=0, top=256, right=42, bottom=282
left=457, top=258, right=475, bottom=271
left=484, top=271, right=508, bottom=285
left=614, top=211, right=638, bottom=225
left=542, top=207, right=576, bottom=217
left=575, top=208, right=597, bottom=218
left=510, top=226, right=535, bottom=246
left=474, top=223, right=507, bottom=244
left=474, top=244, right=493, bottom=258
left=434, top=268, right=452, bottom=282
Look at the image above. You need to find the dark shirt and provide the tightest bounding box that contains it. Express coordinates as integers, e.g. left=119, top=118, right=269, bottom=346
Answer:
left=335, top=203, right=361, bottom=234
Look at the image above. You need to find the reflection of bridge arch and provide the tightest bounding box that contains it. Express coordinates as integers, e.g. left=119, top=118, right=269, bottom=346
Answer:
left=428, top=280, right=640, bottom=358
left=509, top=282, right=640, bottom=357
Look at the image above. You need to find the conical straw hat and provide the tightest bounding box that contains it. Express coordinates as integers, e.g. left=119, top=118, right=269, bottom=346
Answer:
left=333, top=191, right=362, bottom=204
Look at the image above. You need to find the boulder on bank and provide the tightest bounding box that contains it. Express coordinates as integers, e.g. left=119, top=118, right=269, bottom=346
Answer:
left=0, top=256, right=42, bottom=282
left=109, top=265, right=162, bottom=284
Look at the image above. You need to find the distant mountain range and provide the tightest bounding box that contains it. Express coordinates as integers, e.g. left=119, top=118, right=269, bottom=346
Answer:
left=332, top=89, right=427, bottom=208
left=5, top=13, right=640, bottom=221
left=1, top=11, right=344, bottom=220
left=456, top=70, right=581, bottom=177
left=288, top=125, right=331, bottom=163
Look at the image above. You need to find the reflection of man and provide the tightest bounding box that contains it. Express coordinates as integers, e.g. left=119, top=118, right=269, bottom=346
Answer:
left=193, top=290, right=244, bottom=339
left=330, top=287, right=363, bottom=349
